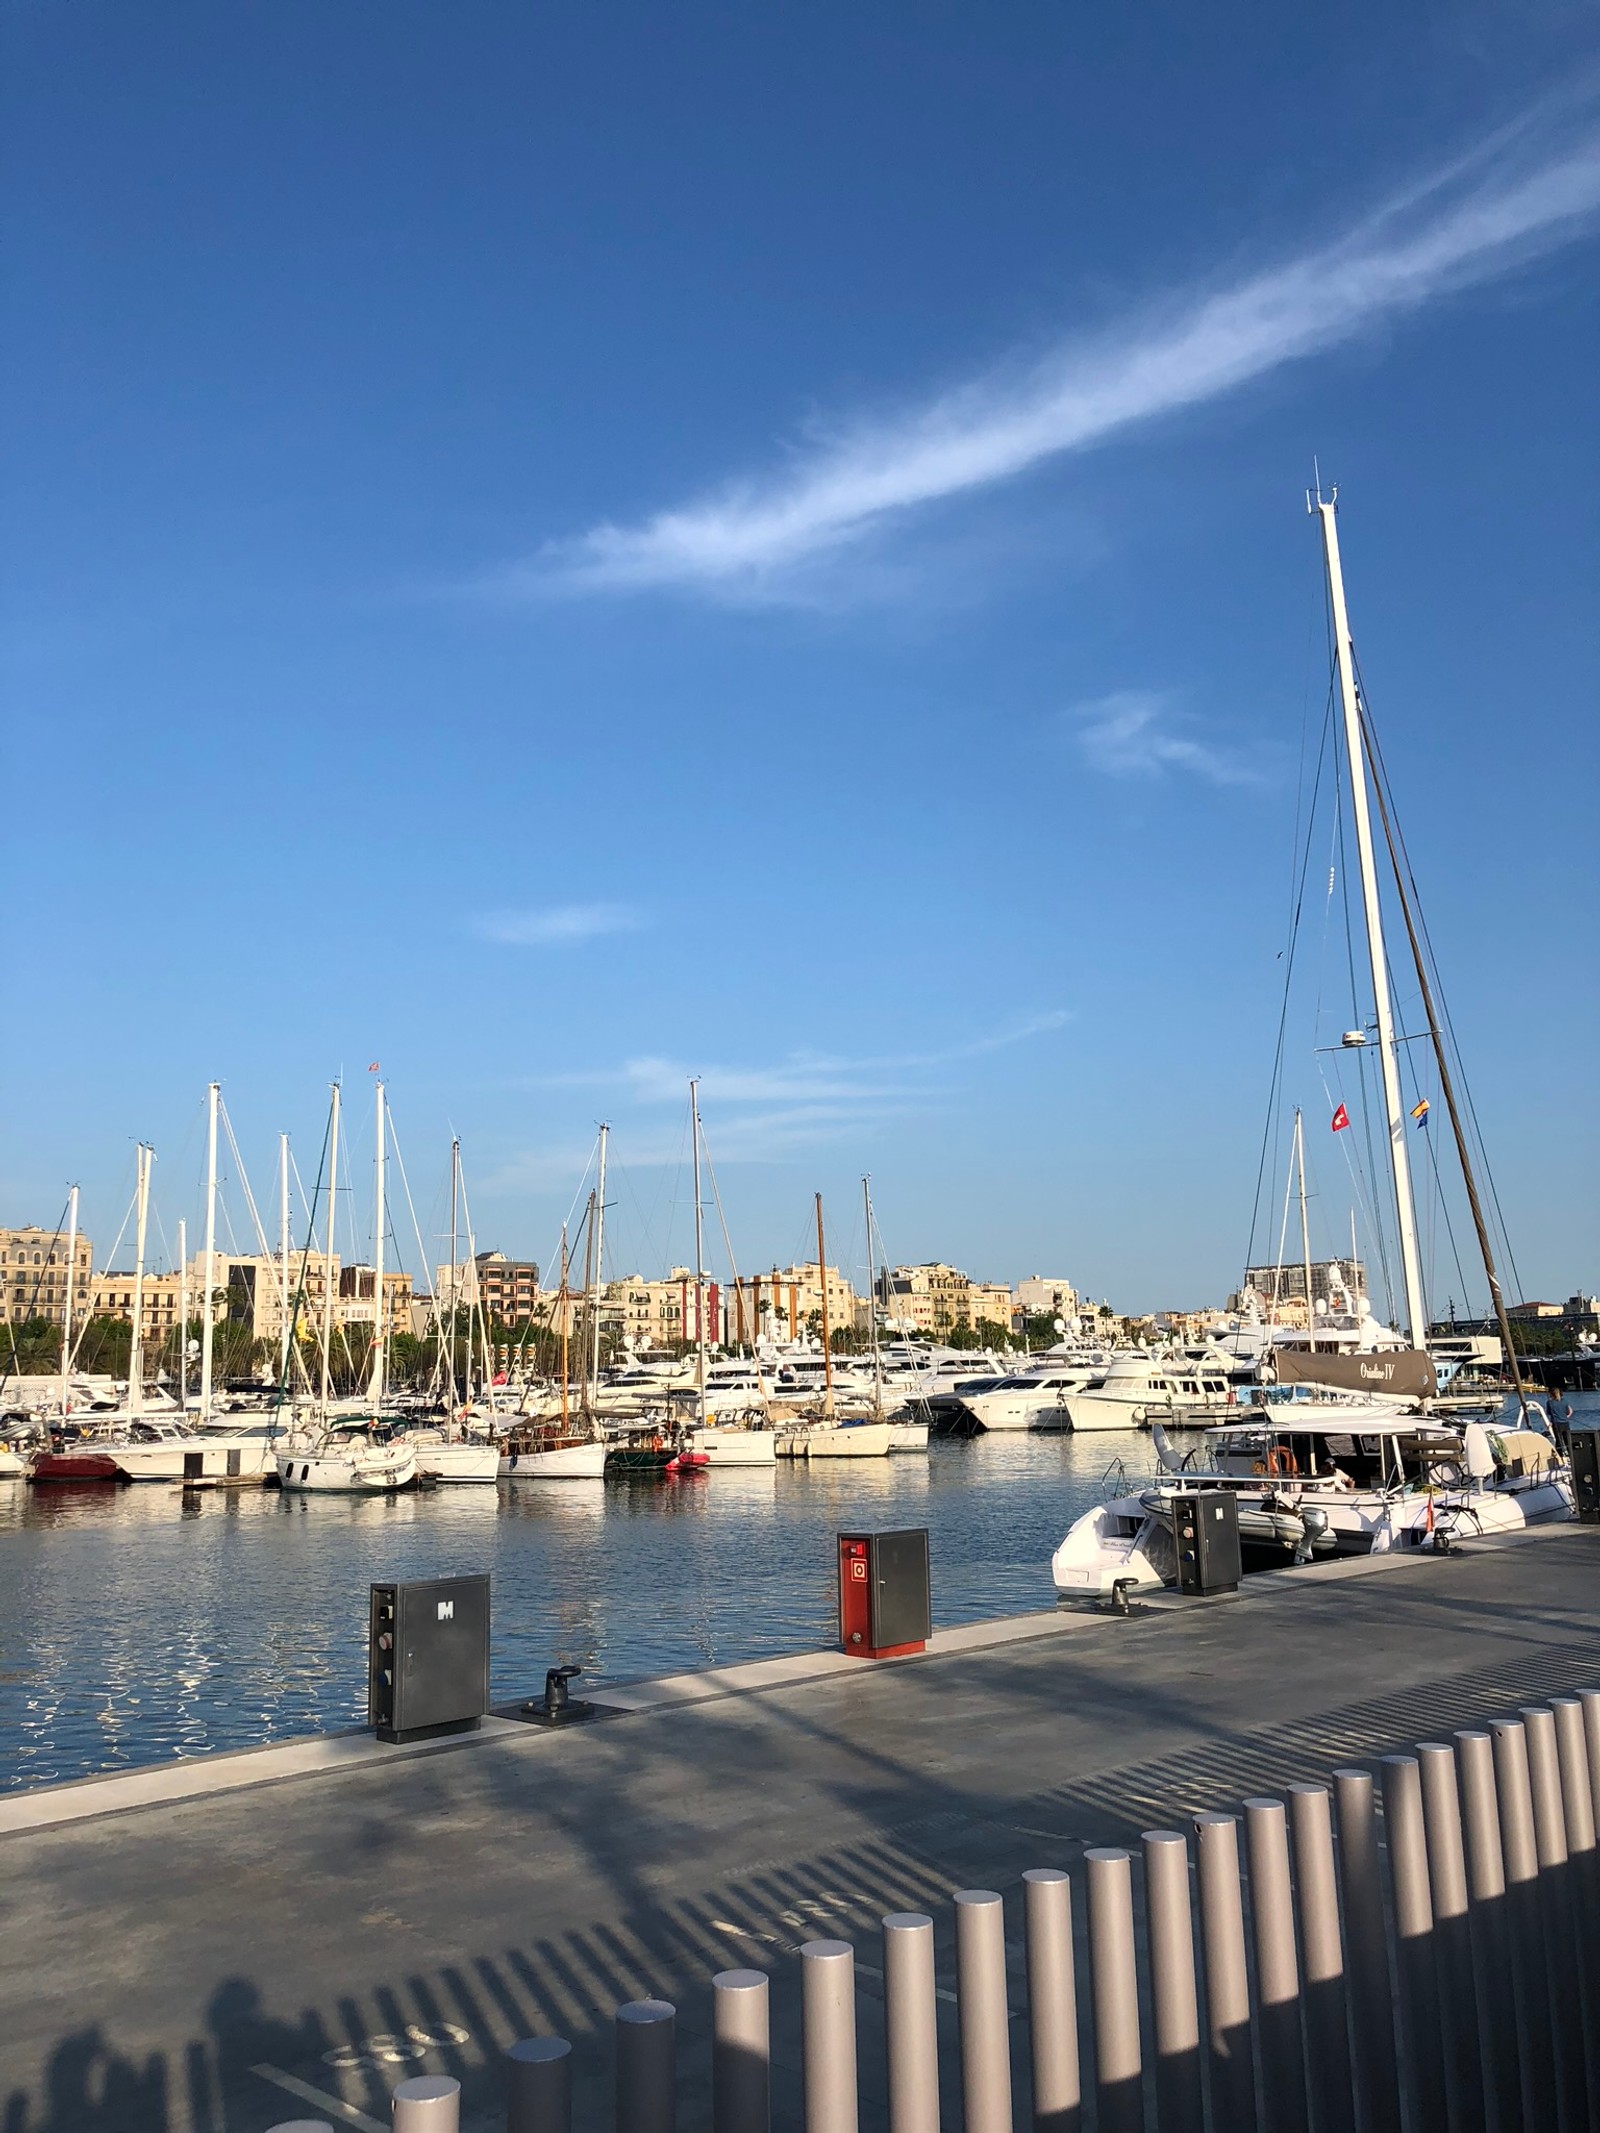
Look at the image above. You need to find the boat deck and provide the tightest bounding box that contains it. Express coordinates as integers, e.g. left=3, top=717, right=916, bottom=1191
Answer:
left=3, top=1523, right=1598, bottom=2132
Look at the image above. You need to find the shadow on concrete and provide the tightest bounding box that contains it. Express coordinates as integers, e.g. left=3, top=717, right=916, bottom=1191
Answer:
left=5, top=1533, right=1600, bottom=2133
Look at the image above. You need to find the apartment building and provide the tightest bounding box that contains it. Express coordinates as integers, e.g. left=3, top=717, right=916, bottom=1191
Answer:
left=878, top=1262, right=1013, bottom=1336
left=0, top=1225, right=96, bottom=1326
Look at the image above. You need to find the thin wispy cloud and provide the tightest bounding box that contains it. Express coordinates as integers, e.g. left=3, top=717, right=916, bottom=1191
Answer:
left=517, top=96, right=1600, bottom=598
left=474, top=902, right=645, bottom=947
left=1071, top=691, right=1261, bottom=786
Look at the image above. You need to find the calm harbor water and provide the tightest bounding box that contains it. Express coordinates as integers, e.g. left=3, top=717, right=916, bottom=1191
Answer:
left=5, top=1398, right=1593, bottom=1794
left=0, top=1432, right=1133, bottom=1792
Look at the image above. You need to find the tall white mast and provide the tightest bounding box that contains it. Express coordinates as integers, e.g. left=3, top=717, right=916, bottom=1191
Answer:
left=176, top=1218, right=188, bottom=1407
left=689, top=1081, right=707, bottom=1425
left=320, top=1083, right=341, bottom=1419
left=863, top=1175, right=882, bottom=1416
left=200, top=1080, right=219, bottom=1425
left=589, top=1121, right=609, bottom=1400
left=58, top=1184, right=79, bottom=1418
left=1314, top=491, right=1427, bottom=1346
left=446, top=1136, right=460, bottom=1410
left=1294, top=1110, right=1315, bottom=1342
left=370, top=1078, right=386, bottom=1408
left=128, top=1144, right=153, bottom=1421
left=278, top=1134, right=292, bottom=1386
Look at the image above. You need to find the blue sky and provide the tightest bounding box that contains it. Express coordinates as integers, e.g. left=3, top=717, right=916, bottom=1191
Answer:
left=3, top=1, right=1596, bottom=1313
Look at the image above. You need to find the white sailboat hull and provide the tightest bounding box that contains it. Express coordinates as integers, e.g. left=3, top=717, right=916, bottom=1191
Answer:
left=888, top=1419, right=930, bottom=1451
left=499, top=1441, right=608, bottom=1480
left=777, top=1421, right=893, bottom=1458
left=689, top=1427, right=779, bottom=1467
left=412, top=1440, right=501, bottom=1483
left=276, top=1444, right=417, bottom=1493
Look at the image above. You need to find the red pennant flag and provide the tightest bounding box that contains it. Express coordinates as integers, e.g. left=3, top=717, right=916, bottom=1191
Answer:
left=1331, top=1103, right=1350, bottom=1132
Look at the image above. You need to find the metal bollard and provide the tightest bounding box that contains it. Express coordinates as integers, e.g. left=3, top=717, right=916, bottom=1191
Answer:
left=1521, top=1707, right=1587, bottom=2133
left=1580, top=1688, right=1600, bottom=1832
left=1193, top=1812, right=1256, bottom=2133
left=1244, top=1799, right=1307, bottom=2133
left=1378, top=1757, right=1445, bottom=2133
left=1142, top=1832, right=1202, bottom=2133
left=1085, top=1848, right=1143, bottom=2133
left=616, top=2000, right=676, bottom=2133
left=393, top=2076, right=461, bottom=2133
left=506, top=2038, right=573, bottom=2133
left=883, top=1913, right=940, bottom=2133
left=1414, top=1746, right=1483, bottom=2133
left=1453, top=1731, right=1519, bottom=2133
left=1022, top=1870, right=1080, bottom=2133
left=713, top=1970, right=770, bottom=2133
left=1286, top=1785, right=1353, bottom=2133
left=1491, top=1717, right=1557, bottom=2133
left=953, top=1891, right=1012, bottom=2133
left=1552, top=1698, right=1600, bottom=2091
left=1332, top=1769, right=1401, bottom=2133
left=801, top=1941, right=858, bottom=2133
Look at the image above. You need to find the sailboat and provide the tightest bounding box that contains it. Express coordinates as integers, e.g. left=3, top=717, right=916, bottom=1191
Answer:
left=774, top=1192, right=891, bottom=1458
left=864, top=1179, right=928, bottom=1451
left=276, top=1082, right=416, bottom=1495
left=1052, top=488, right=1572, bottom=1594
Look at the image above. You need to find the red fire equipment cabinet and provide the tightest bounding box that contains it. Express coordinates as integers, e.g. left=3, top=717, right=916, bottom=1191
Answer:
left=838, top=1528, right=931, bottom=1658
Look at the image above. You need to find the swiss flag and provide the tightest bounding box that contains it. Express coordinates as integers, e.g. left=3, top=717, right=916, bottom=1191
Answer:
left=1331, top=1103, right=1350, bottom=1132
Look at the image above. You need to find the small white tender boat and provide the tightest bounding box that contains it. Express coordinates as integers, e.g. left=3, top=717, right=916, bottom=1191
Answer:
left=888, top=1417, right=930, bottom=1451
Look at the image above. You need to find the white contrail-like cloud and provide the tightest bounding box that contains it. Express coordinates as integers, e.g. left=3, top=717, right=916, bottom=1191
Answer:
left=474, top=901, right=645, bottom=946
left=524, top=103, right=1600, bottom=596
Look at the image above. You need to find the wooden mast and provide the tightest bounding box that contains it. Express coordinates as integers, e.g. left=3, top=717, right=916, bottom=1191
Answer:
left=815, top=1192, right=834, bottom=1420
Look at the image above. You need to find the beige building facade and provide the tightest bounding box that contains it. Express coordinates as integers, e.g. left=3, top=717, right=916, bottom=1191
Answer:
left=0, top=1225, right=96, bottom=1326
left=879, top=1263, right=1013, bottom=1337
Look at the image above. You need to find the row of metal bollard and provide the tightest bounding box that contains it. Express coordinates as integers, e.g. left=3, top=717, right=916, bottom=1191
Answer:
left=272, top=1686, right=1600, bottom=2133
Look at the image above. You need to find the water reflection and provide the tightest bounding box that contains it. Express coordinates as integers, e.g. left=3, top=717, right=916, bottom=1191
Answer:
left=2, top=1433, right=1144, bottom=1787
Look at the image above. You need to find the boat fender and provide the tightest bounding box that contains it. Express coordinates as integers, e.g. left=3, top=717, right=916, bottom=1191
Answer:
left=1267, top=1446, right=1298, bottom=1478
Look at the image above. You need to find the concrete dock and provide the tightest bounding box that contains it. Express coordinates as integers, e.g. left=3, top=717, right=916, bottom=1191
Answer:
left=3, top=1525, right=1598, bottom=2132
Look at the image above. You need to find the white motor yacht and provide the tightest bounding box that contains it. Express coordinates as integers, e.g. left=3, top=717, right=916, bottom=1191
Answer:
left=110, top=1414, right=290, bottom=1483
left=959, top=1363, right=1105, bottom=1432
left=1051, top=1408, right=1572, bottom=1598
left=1059, top=1355, right=1240, bottom=1433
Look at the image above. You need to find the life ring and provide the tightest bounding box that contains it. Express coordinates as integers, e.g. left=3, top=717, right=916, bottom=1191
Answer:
left=1267, top=1446, right=1299, bottom=1478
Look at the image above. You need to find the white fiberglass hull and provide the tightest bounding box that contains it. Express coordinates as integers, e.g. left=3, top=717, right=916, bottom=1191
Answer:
left=276, top=1444, right=417, bottom=1493
left=1058, top=1394, right=1158, bottom=1432
left=957, top=1392, right=1062, bottom=1432
left=1052, top=1497, right=1174, bottom=1596
left=0, top=1447, right=28, bottom=1479
left=111, top=1437, right=282, bottom=1483
left=888, top=1419, right=930, bottom=1451
left=777, top=1421, right=893, bottom=1458
left=499, top=1441, right=607, bottom=1480
left=411, top=1440, right=501, bottom=1483
left=689, top=1427, right=779, bottom=1467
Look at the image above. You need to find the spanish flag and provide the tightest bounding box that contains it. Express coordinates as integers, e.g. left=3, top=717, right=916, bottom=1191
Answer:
left=1331, top=1104, right=1350, bottom=1132
left=1410, top=1098, right=1430, bottom=1127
